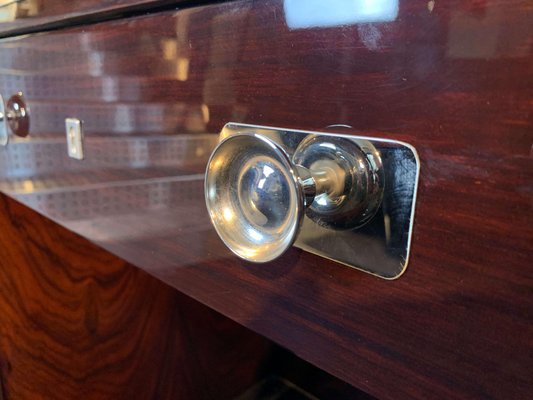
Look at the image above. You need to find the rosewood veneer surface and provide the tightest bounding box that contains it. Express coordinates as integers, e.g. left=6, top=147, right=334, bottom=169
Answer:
left=0, top=193, right=273, bottom=399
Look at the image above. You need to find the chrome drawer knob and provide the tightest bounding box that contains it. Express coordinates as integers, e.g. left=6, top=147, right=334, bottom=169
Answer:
left=6, top=92, right=30, bottom=138
left=0, top=92, right=30, bottom=146
left=205, top=132, right=383, bottom=263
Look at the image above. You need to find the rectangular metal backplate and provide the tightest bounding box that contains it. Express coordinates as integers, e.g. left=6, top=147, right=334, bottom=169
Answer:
left=221, top=123, right=420, bottom=279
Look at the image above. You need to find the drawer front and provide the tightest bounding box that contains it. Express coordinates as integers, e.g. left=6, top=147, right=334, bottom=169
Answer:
left=0, top=1, right=532, bottom=399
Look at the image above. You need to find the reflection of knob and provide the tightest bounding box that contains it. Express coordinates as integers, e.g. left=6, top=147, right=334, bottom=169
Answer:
left=6, top=92, right=30, bottom=138
left=205, top=133, right=384, bottom=263
left=0, top=92, right=30, bottom=146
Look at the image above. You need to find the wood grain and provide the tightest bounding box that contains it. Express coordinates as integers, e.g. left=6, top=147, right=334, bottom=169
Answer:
left=0, top=193, right=273, bottom=400
left=0, top=1, right=531, bottom=399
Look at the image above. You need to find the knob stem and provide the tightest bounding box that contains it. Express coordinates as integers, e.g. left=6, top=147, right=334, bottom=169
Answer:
left=295, top=161, right=349, bottom=209
left=294, top=165, right=316, bottom=207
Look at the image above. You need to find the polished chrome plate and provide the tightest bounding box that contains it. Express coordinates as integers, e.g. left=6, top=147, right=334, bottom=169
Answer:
left=220, top=123, right=420, bottom=279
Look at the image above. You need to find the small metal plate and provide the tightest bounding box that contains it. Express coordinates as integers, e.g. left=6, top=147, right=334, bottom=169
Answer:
left=221, top=123, right=420, bottom=279
left=65, top=118, right=84, bottom=160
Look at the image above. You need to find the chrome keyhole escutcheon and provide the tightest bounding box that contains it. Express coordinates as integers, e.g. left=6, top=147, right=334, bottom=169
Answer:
left=205, top=132, right=384, bottom=263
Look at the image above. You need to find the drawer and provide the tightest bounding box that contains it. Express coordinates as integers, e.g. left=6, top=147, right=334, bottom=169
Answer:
left=0, top=1, right=531, bottom=399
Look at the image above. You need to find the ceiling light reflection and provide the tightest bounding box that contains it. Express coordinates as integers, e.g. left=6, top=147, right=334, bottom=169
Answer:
left=284, top=0, right=399, bottom=29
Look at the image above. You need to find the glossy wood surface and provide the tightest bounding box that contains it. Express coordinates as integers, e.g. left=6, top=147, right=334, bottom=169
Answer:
left=0, top=192, right=277, bottom=399
left=0, top=1, right=531, bottom=399
left=0, top=0, right=181, bottom=37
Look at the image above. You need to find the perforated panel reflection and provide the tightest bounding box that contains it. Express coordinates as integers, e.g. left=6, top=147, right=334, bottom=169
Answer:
left=0, top=135, right=217, bottom=248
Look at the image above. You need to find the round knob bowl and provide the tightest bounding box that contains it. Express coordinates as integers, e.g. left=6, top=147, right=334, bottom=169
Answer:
left=205, top=133, right=307, bottom=263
